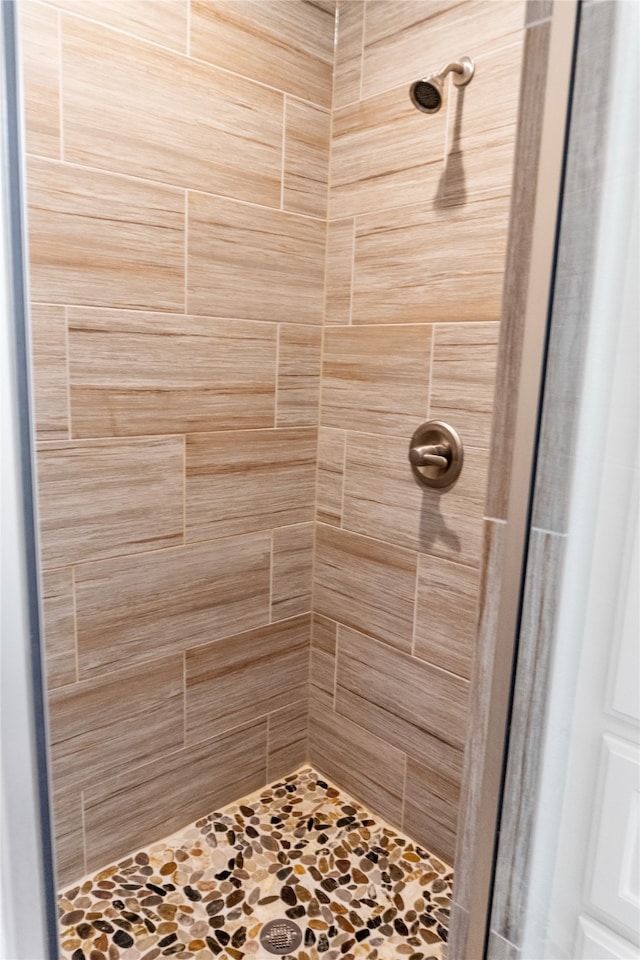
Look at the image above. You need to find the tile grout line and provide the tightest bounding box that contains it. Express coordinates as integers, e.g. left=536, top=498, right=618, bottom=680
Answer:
left=185, top=0, right=191, bottom=57
left=268, top=531, right=275, bottom=624
left=339, top=430, right=347, bottom=528
left=274, top=324, right=281, bottom=428
left=348, top=217, right=356, bottom=325
left=426, top=325, right=436, bottom=419
left=411, top=555, right=420, bottom=658
left=63, top=305, right=72, bottom=439
left=182, top=651, right=187, bottom=747
left=80, top=788, right=87, bottom=880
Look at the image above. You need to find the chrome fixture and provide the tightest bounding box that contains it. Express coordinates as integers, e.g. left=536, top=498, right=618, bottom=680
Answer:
left=409, top=420, right=464, bottom=488
left=259, top=919, right=303, bottom=955
left=410, top=56, right=475, bottom=114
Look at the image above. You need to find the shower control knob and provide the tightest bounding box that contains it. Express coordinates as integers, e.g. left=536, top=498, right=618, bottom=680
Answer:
left=409, top=421, right=464, bottom=489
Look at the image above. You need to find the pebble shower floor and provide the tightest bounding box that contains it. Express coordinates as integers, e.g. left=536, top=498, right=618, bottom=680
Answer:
left=58, top=767, right=452, bottom=960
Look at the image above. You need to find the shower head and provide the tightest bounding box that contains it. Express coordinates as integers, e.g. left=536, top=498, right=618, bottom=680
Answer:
left=410, top=56, right=475, bottom=114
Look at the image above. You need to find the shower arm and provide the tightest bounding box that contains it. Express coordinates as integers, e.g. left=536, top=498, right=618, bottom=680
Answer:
left=438, top=57, right=475, bottom=87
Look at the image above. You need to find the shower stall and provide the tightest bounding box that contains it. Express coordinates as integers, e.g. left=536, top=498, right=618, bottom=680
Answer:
left=1, top=1, right=637, bottom=958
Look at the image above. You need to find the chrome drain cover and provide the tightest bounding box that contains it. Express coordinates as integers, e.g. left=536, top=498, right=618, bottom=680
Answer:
left=259, top=918, right=303, bottom=955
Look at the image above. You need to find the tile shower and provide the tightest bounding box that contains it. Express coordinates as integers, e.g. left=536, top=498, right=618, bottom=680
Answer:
left=20, top=0, right=527, bottom=955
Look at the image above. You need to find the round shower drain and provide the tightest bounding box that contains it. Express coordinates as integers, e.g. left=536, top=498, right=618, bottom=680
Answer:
left=259, top=918, right=303, bottom=955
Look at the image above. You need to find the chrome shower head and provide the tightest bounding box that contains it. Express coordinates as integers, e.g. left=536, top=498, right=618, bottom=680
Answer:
left=410, top=56, right=475, bottom=114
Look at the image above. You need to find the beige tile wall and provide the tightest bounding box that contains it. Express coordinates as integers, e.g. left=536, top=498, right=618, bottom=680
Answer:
left=24, top=0, right=527, bottom=887
left=309, top=0, right=525, bottom=866
left=22, top=0, right=333, bottom=887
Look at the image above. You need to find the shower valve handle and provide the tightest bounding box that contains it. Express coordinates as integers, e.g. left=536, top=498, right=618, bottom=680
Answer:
left=408, top=420, right=464, bottom=489
left=409, top=445, right=449, bottom=469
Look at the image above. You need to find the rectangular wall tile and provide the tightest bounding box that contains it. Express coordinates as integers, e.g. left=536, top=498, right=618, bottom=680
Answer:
left=316, top=427, right=345, bottom=527
left=335, top=626, right=468, bottom=773
left=27, top=158, right=184, bottom=311
left=267, top=699, right=308, bottom=782
left=314, top=525, right=417, bottom=653
left=443, top=40, right=524, bottom=202
left=362, top=1, right=524, bottom=100
left=271, top=523, right=314, bottom=620
left=404, top=756, right=460, bottom=865
left=324, top=218, right=354, bottom=325
left=20, top=2, right=60, bottom=158
left=75, top=534, right=271, bottom=677
left=187, top=192, right=325, bottom=324
left=308, top=688, right=405, bottom=828
left=321, top=324, right=432, bottom=435
left=84, top=719, right=267, bottom=873
left=329, top=86, right=445, bottom=218
left=69, top=309, right=277, bottom=438
left=52, top=785, right=84, bottom=889
left=37, top=437, right=184, bottom=568
left=342, top=433, right=487, bottom=565
left=428, top=323, right=500, bottom=450
left=49, top=656, right=184, bottom=792
left=186, top=427, right=316, bottom=541
left=353, top=195, right=509, bottom=324
left=62, top=15, right=283, bottom=205
left=414, top=554, right=480, bottom=680
left=30, top=304, right=69, bottom=440
left=50, top=0, right=189, bottom=52
left=311, top=613, right=337, bottom=696
left=185, top=616, right=310, bottom=743
left=284, top=98, right=330, bottom=218
left=41, top=567, right=76, bottom=689
left=190, top=0, right=334, bottom=107
left=333, top=1, right=364, bottom=109
left=276, top=324, right=321, bottom=427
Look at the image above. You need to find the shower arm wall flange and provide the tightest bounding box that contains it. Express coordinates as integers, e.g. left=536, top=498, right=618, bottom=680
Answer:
left=440, top=55, right=475, bottom=87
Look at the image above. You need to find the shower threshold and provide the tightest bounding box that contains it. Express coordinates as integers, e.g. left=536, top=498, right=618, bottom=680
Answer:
left=58, top=767, right=452, bottom=960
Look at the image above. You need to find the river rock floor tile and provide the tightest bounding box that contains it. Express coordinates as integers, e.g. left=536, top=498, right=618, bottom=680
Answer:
left=58, top=767, right=452, bottom=960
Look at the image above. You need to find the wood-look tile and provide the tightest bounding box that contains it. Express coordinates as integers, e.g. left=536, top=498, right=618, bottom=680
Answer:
left=187, top=192, right=326, bottom=324
left=30, top=304, right=69, bottom=440
left=311, top=613, right=337, bottom=696
left=190, top=0, right=334, bottom=108
left=342, top=433, right=488, bottom=565
left=362, top=1, right=524, bottom=100
left=185, top=427, right=316, bottom=541
left=526, top=0, right=552, bottom=25
left=27, top=158, right=184, bottom=311
left=62, top=16, right=283, bottom=205
left=49, top=656, right=184, bottom=792
left=75, top=534, right=271, bottom=678
left=271, top=523, right=314, bottom=620
left=267, top=699, right=308, bottom=782
left=335, top=626, right=468, bottom=775
left=41, top=567, right=76, bottom=689
left=52, top=784, right=84, bottom=889
left=321, top=324, right=432, bottom=435
left=20, top=2, right=60, bottom=158
left=84, top=719, right=267, bottom=873
left=316, top=427, right=345, bottom=527
left=276, top=324, right=321, bottom=427
left=185, top=615, right=310, bottom=743
left=353, top=195, right=510, bottom=324
left=308, top=687, right=405, bottom=828
left=324, top=218, right=354, bottom=325
left=314, top=524, right=417, bottom=653
left=485, top=21, right=551, bottom=520
left=404, top=756, right=460, bottom=866
left=443, top=40, right=524, bottom=202
left=68, top=309, right=277, bottom=438
left=453, top=519, right=506, bottom=916
left=414, top=554, right=480, bottom=680
left=490, top=530, right=565, bottom=945
left=428, top=322, right=500, bottom=450
left=333, top=1, right=364, bottom=109
left=329, top=86, right=446, bottom=219
left=49, top=0, right=188, bottom=52
left=36, top=437, right=184, bottom=568
left=284, top=98, right=330, bottom=218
